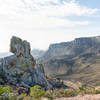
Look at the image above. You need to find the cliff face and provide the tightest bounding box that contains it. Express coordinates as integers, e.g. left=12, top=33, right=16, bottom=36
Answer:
left=38, top=36, right=100, bottom=86
left=0, top=36, right=48, bottom=88
left=41, top=36, right=100, bottom=60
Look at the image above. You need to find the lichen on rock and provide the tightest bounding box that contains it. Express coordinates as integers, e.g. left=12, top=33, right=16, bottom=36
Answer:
left=0, top=36, right=49, bottom=88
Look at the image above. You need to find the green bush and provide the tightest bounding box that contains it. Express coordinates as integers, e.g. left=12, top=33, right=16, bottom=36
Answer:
left=44, top=88, right=76, bottom=99
left=0, top=86, right=16, bottom=100
left=54, top=88, right=76, bottom=98
left=18, top=93, right=27, bottom=100
left=44, top=90, right=53, bottom=99
left=77, top=85, right=98, bottom=94
left=2, top=86, right=13, bottom=94
left=56, top=89, right=65, bottom=97
left=0, top=86, right=3, bottom=95
left=1, top=92, right=16, bottom=100
left=30, top=85, right=45, bottom=99
left=64, top=89, right=76, bottom=97
left=95, top=87, right=100, bottom=94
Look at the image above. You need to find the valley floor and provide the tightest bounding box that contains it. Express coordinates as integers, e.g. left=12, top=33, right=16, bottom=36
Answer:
left=54, top=94, right=100, bottom=100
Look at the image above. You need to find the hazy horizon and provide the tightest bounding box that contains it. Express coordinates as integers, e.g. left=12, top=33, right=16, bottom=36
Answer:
left=0, top=0, right=100, bottom=52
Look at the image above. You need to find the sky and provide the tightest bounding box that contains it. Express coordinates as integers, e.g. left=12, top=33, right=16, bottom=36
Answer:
left=0, top=0, right=100, bottom=52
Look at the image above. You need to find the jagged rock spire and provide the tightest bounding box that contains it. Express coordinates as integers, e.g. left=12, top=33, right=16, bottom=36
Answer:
left=0, top=36, right=49, bottom=88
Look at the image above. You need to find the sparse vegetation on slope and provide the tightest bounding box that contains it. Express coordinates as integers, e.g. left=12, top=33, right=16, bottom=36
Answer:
left=38, top=36, right=100, bottom=86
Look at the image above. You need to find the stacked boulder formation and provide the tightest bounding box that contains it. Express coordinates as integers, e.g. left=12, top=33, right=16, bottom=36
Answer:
left=0, top=36, right=50, bottom=88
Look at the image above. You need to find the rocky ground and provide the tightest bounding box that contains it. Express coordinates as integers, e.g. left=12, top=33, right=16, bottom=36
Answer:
left=54, top=94, right=100, bottom=100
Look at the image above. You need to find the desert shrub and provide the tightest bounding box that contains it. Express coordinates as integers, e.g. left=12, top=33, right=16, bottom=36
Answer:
left=1, top=92, right=16, bottom=100
left=56, top=89, right=65, bottom=97
left=0, top=86, right=3, bottom=95
left=44, top=89, right=62, bottom=99
left=44, top=90, right=53, bottom=99
left=2, top=86, right=13, bottom=93
left=18, top=93, right=27, bottom=100
left=77, top=86, right=85, bottom=94
left=54, top=88, right=76, bottom=97
left=45, top=75, right=49, bottom=79
left=94, top=86, right=100, bottom=94
left=77, top=84, right=98, bottom=94
left=44, top=88, right=76, bottom=99
left=64, top=89, right=76, bottom=97
left=95, top=90, right=100, bottom=94
left=0, top=86, right=16, bottom=100
left=0, top=86, right=13, bottom=95
left=30, top=85, right=45, bottom=99
left=84, top=87, right=96, bottom=94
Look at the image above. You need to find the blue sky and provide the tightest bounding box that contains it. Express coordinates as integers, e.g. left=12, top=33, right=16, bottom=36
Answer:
left=77, top=0, right=100, bottom=8
left=0, top=0, right=100, bottom=52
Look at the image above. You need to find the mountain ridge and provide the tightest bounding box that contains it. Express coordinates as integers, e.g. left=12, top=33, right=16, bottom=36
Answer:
left=38, top=35, right=100, bottom=86
left=42, top=36, right=100, bottom=59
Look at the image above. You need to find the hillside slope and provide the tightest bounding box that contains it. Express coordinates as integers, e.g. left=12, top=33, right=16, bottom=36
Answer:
left=38, top=36, right=100, bottom=86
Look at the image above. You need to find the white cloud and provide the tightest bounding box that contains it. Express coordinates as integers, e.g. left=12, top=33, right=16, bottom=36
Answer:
left=0, top=0, right=99, bottom=52
left=0, top=0, right=93, bottom=29
left=0, top=0, right=98, bottom=16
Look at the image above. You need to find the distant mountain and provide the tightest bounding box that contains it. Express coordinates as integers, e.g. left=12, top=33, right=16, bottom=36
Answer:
left=31, top=49, right=45, bottom=59
left=38, top=36, right=100, bottom=86
left=41, top=36, right=100, bottom=60
left=0, top=49, right=45, bottom=59
left=0, top=52, right=13, bottom=58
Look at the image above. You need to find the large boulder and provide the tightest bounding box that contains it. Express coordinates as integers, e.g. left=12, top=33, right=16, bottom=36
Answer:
left=0, top=36, right=49, bottom=88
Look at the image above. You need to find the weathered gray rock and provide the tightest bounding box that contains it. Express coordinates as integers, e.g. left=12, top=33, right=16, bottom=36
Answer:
left=0, top=36, right=49, bottom=88
left=33, top=64, right=47, bottom=86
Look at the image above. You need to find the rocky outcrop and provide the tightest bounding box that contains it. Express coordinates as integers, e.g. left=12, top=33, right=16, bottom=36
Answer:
left=0, top=36, right=49, bottom=88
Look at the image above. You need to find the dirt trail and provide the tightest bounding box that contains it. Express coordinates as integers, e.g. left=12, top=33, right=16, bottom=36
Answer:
left=54, top=94, right=100, bottom=100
